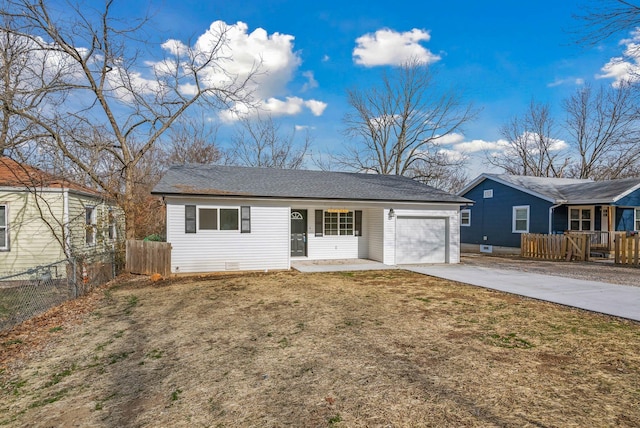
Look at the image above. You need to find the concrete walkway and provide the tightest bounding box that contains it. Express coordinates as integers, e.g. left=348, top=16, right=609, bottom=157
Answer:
left=292, top=259, right=397, bottom=273
left=405, top=264, right=640, bottom=322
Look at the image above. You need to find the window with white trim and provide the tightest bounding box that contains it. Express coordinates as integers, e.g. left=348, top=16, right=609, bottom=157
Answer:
left=635, top=208, right=640, bottom=231
left=569, top=207, right=593, bottom=231
left=324, top=211, right=353, bottom=236
left=460, top=209, right=471, bottom=227
left=483, top=189, right=493, bottom=198
left=85, top=206, right=97, bottom=245
left=186, top=206, right=248, bottom=233
left=512, top=205, right=529, bottom=233
left=0, top=204, right=8, bottom=250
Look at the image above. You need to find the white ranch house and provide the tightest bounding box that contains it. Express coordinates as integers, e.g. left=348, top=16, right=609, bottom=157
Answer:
left=152, top=165, right=472, bottom=274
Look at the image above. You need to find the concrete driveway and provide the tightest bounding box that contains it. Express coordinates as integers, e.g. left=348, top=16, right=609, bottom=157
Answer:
left=405, top=264, right=640, bottom=322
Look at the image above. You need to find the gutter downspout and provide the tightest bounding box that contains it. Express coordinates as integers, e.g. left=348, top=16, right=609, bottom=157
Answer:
left=548, top=202, right=565, bottom=234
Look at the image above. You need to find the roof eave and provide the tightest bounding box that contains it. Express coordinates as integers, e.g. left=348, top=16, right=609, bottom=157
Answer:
left=458, top=174, right=557, bottom=203
left=152, top=190, right=472, bottom=205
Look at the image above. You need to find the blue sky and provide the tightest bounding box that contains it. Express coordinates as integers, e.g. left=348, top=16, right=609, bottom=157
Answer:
left=111, top=0, right=635, bottom=177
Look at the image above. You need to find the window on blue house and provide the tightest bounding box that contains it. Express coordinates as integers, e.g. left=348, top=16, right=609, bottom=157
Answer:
left=512, top=206, right=529, bottom=233
left=569, top=207, right=593, bottom=231
left=461, top=209, right=471, bottom=226
left=635, top=208, right=640, bottom=231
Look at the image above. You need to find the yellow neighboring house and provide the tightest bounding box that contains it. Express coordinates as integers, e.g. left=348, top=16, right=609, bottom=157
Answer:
left=0, top=156, right=124, bottom=275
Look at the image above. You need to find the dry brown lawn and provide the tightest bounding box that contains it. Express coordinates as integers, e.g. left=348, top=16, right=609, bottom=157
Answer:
left=1, top=270, right=639, bottom=427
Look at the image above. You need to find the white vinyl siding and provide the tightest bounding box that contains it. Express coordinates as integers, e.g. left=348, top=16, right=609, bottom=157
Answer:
left=367, top=209, right=384, bottom=262
left=305, top=205, right=370, bottom=260
left=167, top=200, right=289, bottom=273
left=512, top=206, right=530, bottom=233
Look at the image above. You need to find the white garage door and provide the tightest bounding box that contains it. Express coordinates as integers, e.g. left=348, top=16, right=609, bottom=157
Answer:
left=396, top=217, right=447, bottom=264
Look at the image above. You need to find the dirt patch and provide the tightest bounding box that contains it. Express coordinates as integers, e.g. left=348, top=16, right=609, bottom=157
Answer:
left=1, top=270, right=639, bottom=427
left=462, top=253, right=640, bottom=287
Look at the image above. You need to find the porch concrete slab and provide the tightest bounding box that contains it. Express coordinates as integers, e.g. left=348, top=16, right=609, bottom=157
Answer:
left=405, top=265, right=640, bottom=322
left=292, top=259, right=397, bottom=273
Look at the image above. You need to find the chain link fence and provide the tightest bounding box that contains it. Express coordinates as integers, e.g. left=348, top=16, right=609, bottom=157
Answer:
left=0, top=250, right=124, bottom=333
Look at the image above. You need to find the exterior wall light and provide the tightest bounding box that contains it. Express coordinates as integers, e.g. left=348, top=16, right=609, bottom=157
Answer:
left=388, top=208, right=395, bottom=219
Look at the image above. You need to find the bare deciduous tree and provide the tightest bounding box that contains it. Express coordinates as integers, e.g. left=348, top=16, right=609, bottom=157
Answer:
left=162, top=115, right=223, bottom=166
left=487, top=100, right=569, bottom=177
left=341, top=58, right=476, bottom=187
left=0, top=1, right=256, bottom=239
left=229, top=114, right=310, bottom=169
left=574, top=0, right=640, bottom=48
left=564, top=82, right=640, bottom=179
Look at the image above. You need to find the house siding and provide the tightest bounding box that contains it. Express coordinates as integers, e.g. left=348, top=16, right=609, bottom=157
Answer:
left=460, top=179, right=553, bottom=248
left=0, top=189, right=120, bottom=275
left=367, top=208, right=384, bottom=262
left=0, top=190, right=65, bottom=274
left=167, top=198, right=290, bottom=274
left=612, top=189, right=640, bottom=231
left=615, top=208, right=636, bottom=231
left=66, top=193, right=123, bottom=256
left=303, top=203, right=370, bottom=260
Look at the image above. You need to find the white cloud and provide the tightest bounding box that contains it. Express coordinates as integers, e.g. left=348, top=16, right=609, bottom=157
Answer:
left=159, top=21, right=327, bottom=120
left=220, top=97, right=327, bottom=122
left=301, top=70, right=318, bottom=91
left=353, top=28, right=441, bottom=67
left=598, top=29, right=640, bottom=86
left=453, top=138, right=510, bottom=153
left=304, top=99, right=328, bottom=116
left=547, top=77, right=585, bottom=88
left=437, top=148, right=466, bottom=162
left=432, top=132, right=465, bottom=146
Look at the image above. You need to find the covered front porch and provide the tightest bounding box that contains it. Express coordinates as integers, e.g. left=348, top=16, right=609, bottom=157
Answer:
left=554, top=204, right=639, bottom=256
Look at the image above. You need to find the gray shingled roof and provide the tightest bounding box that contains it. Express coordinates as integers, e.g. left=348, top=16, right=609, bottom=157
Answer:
left=152, top=164, right=471, bottom=204
left=470, top=174, right=640, bottom=204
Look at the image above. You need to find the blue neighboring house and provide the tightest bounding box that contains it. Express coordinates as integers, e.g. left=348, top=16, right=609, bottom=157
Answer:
left=457, top=174, right=640, bottom=253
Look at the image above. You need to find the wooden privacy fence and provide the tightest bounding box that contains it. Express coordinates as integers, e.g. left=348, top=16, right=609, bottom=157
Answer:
left=126, top=240, right=172, bottom=277
left=614, top=233, right=640, bottom=266
left=521, top=233, right=590, bottom=261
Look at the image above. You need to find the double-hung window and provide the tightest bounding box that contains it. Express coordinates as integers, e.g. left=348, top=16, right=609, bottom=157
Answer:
left=0, top=204, right=8, bottom=250
left=85, top=206, right=96, bottom=245
left=461, top=209, right=471, bottom=227
left=512, top=205, right=529, bottom=233
left=635, top=208, right=640, bottom=231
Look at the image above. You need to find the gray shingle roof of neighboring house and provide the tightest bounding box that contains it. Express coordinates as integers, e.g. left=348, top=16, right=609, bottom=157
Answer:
left=152, top=164, right=472, bottom=204
left=461, top=173, right=640, bottom=204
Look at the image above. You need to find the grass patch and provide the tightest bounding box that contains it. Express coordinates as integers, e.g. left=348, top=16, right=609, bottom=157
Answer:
left=44, top=365, right=76, bottom=388
left=108, top=351, right=133, bottom=364
left=29, top=389, right=68, bottom=409
left=1, top=271, right=639, bottom=427
left=146, top=349, right=164, bottom=359
left=486, top=332, right=535, bottom=349
left=171, top=388, right=182, bottom=401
